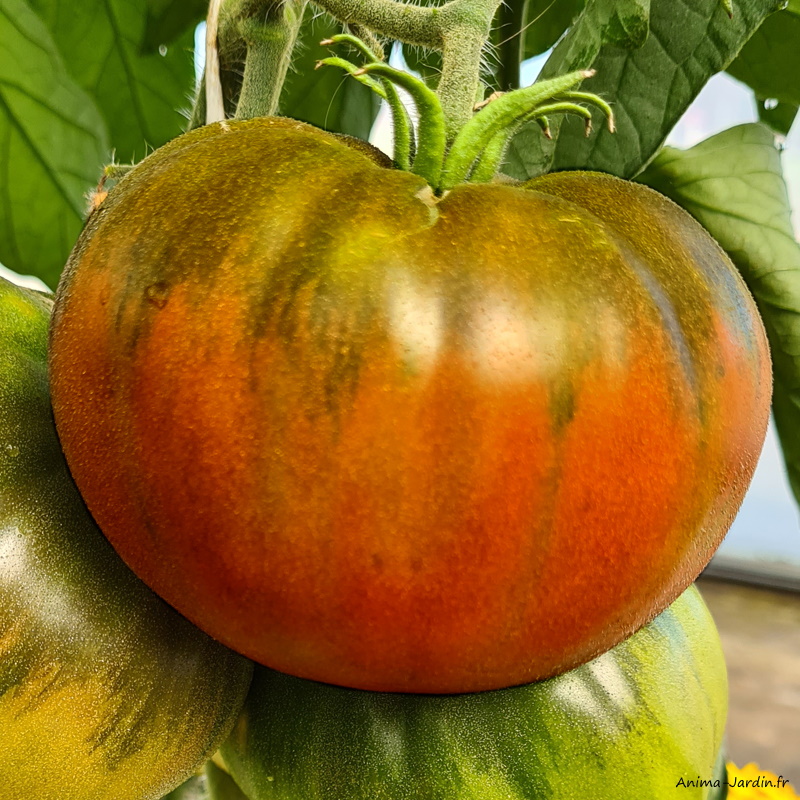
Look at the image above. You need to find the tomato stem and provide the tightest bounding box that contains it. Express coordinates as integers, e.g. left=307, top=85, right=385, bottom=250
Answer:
left=317, top=32, right=613, bottom=191
left=311, top=0, right=503, bottom=143
left=234, top=1, right=307, bottom=119
left=308, top=0, right=443, bottom=47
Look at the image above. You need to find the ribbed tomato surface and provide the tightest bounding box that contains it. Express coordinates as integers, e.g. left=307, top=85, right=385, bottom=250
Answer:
left=49, top=117, right=770, bottom=693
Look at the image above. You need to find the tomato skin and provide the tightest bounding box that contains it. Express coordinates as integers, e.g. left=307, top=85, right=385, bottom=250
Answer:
left=0, top=278, right=253, bottom=799
left=49, top=117, right=770, bottom=693
left=222, top=585, right=728, bottom=800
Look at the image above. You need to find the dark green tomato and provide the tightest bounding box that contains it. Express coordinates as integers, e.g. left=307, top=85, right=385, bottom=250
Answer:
left=0, top=277, right=253, bottom=799
left=222, top=585, right=727, bottom=800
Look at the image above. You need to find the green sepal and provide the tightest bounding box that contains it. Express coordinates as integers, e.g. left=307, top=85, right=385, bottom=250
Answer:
left=441, top=70, right=594, bottom=190
left=320, top=36, right=415, bottom=170
left=358, top=62, right=446, bottom=186
left=315, top=56, right=387, bottom=98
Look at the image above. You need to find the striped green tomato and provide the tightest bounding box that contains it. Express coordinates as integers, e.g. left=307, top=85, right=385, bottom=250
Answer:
left=0, top=278, right=253, bottom=800
left=222, top=584, right=727, bottom=800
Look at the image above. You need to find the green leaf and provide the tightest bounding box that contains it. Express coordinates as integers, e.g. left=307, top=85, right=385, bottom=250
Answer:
left=280, top=9, right=380, bottom=140
left=756, top=96, right=798, bottom=137
left=638, top=124, right=800, bottom=505
left=601, top=0, right=651, bottom=48
left=0, top=0, right=109, bottom=288
left=787, top=0, right=800, bottom=13
left=727, top=11, right=800, bottom=108
left=523, top=0, right=586, bottom=58
left=28, top=0, right=197, bottom=162
left=144, top=0, right=207, bottom=52
left=505, top=0, right=781, bottom=181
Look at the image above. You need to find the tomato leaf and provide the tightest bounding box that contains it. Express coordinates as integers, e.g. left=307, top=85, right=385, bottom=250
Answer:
left=726, top=11, right=800, bottom=110
left=756, top=96, right=798, bottom=137
left=638, top=124, right=800, bottom=506
left=281, top=9, right=380, bottom=140
left=0, top=0, right=109, bottom=289
left=28, top=0, right=197, bottom=162
left=523, top=0, right=586, bottom=58
left=143, top=0, right=207, bottom=52
left=598, top=0, right=651, bottom=48
left=505, top=0, right=782, bottom=180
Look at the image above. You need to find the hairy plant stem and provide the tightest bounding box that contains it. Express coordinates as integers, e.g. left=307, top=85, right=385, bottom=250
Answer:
left=312, top=0, right=503, bottom=143
left=440, top=69, right=602, bottom=189
left=319, top=35, right=414, bottom=168
left=309, top=0, right=441, bottom=46
left=438, top=24, right=486, bottom=142
left=234, top=0, right=308, bottom=119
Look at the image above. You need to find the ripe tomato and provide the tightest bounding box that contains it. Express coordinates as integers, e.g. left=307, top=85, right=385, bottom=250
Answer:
left=49, top=117, right=770, bottom=693
left=222, top=585, right=728, bottom=800
left=0, top=278, right=253, bottom=800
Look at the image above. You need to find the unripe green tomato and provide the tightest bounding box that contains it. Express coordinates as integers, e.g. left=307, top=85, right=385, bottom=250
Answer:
left=222, top=584, right=728, bottom=800
left=0, top=278, right=253, bottom=800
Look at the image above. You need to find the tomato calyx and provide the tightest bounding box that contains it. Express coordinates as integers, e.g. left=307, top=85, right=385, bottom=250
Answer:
left=318, top=33, right=615, bottom=192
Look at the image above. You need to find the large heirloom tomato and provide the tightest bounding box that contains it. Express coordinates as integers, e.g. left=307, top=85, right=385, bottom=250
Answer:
left=0, top=278, right=253, bottom=800
left=49, top=117, right=770, bottom=693
left=222, top=585, right=728, bottom=800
